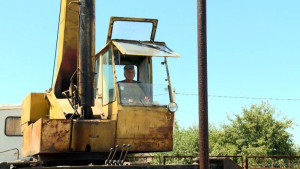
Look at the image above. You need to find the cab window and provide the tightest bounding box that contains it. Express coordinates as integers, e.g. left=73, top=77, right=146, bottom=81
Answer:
left=5, top=116, right=22, bottom=136
left=115, top=55, right=154, bottom=106
left=115, top=65, right=138, bottom=82
left=102, top=49, right=115, bottom=105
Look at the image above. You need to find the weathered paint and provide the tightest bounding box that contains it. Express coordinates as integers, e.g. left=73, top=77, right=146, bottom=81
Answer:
left=40, top=119, right=71, bottom=152
left=71, top=119, right=116, bottom=152
left=22, top=104, right=174, bottom=157
left=116, top=106, right=174, bottom=152
left=21, top=2, right=177, bottom=161
left=53, top=0, right=81, bottom=97
left=22, top=123, right=32, bottom=157
left=22, top=118, right=72, bottom=157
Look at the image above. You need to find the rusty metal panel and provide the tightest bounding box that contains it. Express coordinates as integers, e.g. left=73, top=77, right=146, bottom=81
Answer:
left=22, top=119, right=72, bottom=156
left=39, top=118, right=71, bottom=153
left=22, top=119, right=42, bottom=157
left=71, top=119, right=116, bottom=152
left=116, top=106, right=174, bottom=152
left=22, top=123, right=33, bottom=157
left=30, top=119, right=42, bottom=154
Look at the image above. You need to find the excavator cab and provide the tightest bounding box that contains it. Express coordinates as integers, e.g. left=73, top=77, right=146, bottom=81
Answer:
left=94, top=17, right=179, bottom=119
left=91, top=17, right=180, bottom=152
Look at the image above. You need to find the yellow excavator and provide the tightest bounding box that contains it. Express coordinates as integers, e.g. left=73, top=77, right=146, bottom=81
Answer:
left=20, top=0, right=179, bottom=164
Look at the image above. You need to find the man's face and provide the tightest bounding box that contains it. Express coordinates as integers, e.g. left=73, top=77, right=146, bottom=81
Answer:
left=124, top=68, right=135, bottom=82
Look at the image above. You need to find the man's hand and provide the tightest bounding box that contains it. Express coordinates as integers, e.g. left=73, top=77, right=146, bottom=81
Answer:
left=144, top=96, right=150, bottom=103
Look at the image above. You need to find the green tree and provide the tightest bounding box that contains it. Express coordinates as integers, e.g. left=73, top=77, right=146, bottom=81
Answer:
left=153, top=121, right=199, bottom=164
left=172, top=121, right=199, bottom=156
left=210, top=102, right=296, bottom=156
left=154, top=102, right=297, bottom=162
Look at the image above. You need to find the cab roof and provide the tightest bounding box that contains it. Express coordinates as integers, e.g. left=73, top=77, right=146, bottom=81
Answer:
left=112, top=40, right=179, bottom=57
left=102, top=17, right=179, bottom=58
left=107, top=17, right=158, bottom=43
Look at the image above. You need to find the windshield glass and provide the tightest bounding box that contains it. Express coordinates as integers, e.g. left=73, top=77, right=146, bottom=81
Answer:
left=118, top=83, right=169, bottom=106
left=116, top=57, right=170, bottom=106
left=111, top=21, right=153, bottom=41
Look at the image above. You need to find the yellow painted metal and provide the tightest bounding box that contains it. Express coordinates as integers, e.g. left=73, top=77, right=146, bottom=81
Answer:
left=102, top=46, right=119, bottom=120
left=21, top=12, right=177, bottom=160
left=22, top=118, right=72, bottom=157
left=53, top=0, right=79, bottom=97
left=53, top=0, right=95, bottom=97
left=115, top=106, right=174, bottom=152
left=93, top=44, right=119, bottom=120
left=91, top=100, right=106, bottom=117
left=53, top=0, right=78, bottom=96
left=22, top=118, right=116, bottom=156
left=21, top=93, right=49, bottom=132
left=99, top=100, right=119, bottom=120
left=46, top=91, right=70, bottom=119
left=71, top=120, right=116, bottom=152
left=22, top=123, right=32, bottom=157
left=164, top=57, right=175, bottom=102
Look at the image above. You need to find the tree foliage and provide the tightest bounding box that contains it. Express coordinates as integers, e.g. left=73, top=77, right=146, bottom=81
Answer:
left=210, top=102, right=296, bottom=156
left=172, top=121, right=199, bottom=156
left=156, top=102, right=297, bottom=157
left=153, top=121, right=199, bottom=164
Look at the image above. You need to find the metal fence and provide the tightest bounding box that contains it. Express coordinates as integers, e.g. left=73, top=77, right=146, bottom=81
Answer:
left=246, top=156, right=300, bottom=169
left=210, top=155, right=244, bottom=168
left=127, top=155, right=300, bottom=169
left=126, top=155, right=163, bottom=165
left=127, top=155, right=243, bottom=165
left=126, top=155, right=196, bottom=165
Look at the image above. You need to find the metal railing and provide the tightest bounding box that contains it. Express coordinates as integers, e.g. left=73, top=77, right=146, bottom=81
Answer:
left=127, top=155, right=300, bottom=169
left=126, top=155, right=162, bottom=164
left=163, top=155, right=195, bottom=165
left=0, top=148, right=19, bottom=160
left=127, top=155, right=244, bottom=166
left=210, top=155, right=244, bottom=168
left=126, top=155, right=195, bottom=165
left=245, top=156, right=300, bottom=169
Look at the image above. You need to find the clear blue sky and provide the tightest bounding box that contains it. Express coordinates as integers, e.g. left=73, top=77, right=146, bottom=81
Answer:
left=1, top=1, right=300, bottom=146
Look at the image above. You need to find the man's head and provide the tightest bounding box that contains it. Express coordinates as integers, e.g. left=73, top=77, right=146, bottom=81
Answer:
left=124, top=65, right=135, bottom=83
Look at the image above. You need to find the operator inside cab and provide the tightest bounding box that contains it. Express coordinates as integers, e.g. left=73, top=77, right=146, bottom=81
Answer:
left=118, top=64, right=150, bottom=105
left=119, top=65, right=140, bottom=83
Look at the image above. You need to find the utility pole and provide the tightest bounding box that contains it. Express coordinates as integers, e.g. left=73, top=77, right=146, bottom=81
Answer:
left=197, top=0, right=209, bottom=168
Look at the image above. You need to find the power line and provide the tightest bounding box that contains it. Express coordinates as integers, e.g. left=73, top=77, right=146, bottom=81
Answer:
left=175, top=93, right=300, bottom=101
